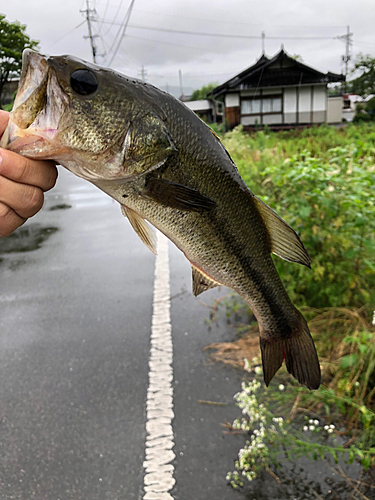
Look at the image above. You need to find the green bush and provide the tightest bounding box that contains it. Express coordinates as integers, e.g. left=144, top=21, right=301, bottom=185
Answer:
left=222, top=125, right=375, bottom=312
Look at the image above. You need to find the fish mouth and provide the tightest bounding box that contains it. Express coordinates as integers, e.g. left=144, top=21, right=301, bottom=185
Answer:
left=0, top=49, right=69, bottom=158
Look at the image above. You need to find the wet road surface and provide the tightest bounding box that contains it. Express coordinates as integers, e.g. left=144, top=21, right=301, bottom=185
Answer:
left=0, top=169, right=250, bottom=500
left=0, top=169, right=366, bottom=500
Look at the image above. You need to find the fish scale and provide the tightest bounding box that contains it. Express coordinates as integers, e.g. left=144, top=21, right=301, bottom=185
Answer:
left=2, top=49, right=321, bottom=390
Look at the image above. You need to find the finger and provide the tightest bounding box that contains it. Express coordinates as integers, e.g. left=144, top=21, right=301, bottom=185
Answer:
left=0, top=148, right=58, bottom=192
left=0, top=202, right=27, bottom=238
left=0, top=175, right=44, bottom=218
left=0, top=110, right=9, bottom=135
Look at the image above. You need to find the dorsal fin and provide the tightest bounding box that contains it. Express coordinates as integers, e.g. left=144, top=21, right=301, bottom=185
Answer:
left=191, top=265, right=221, bottom=297
left=253, top=196, right=311, bottom=268
left=121, top=205, right=157, bottom=255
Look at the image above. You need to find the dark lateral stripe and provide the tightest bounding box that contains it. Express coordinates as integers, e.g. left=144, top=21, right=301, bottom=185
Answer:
left=207, top=210, right=293, bottom=335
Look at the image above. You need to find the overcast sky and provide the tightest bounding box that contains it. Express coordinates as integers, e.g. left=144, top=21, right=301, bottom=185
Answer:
left=4, top=0, right=375, bottom=97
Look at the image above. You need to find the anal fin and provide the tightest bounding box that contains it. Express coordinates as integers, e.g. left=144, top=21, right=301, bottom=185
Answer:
left=191, top=265, right=221, bottom=297
left=121, top=205, right=157, bottom=255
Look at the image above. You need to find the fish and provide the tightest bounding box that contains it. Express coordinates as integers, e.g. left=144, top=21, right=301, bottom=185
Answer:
left=1, top=49, right=321, bottom=389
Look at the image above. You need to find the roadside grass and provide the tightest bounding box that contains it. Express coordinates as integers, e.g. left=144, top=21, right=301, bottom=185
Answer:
left=207, top=123, right=375, bottom=495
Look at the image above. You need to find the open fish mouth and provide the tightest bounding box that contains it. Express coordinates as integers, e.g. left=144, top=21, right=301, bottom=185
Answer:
left=0, top=49, right=68, bottom=158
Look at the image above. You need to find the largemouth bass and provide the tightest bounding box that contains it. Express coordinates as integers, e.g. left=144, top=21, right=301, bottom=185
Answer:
left=1, top=50, right=321, bottom=389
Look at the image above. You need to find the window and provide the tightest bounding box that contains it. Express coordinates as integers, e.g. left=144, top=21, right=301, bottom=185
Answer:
left=241, top=95, right=282, bottom=115
left=241, top=99, right=261, bottom=114
left=272, top=97, right=282, bottom=112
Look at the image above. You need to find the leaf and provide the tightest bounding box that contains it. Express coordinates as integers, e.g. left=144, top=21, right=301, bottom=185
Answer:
left=361, top=454, right=371, bottom=470
left=359, top=344, right=367, bottom=354
left=340, top=354, right=359, bottom=369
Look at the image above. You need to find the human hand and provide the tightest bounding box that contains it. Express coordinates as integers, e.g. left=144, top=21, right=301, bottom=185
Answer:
left=0, top=110, right=58, bottom=237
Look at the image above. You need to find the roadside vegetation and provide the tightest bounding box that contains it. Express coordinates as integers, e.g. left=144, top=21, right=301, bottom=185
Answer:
left=207, top=123, right=375, bottom=497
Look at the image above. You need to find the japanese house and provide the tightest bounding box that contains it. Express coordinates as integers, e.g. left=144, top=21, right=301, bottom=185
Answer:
left=209, top=48, right=345, bottom=129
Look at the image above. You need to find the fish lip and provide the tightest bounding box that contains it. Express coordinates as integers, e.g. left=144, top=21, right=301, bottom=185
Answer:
left=2, top=120, right=58, bottom=158
left=2, top=49, right=69, bottom=157
left=12, top=50, right=49, bottom=115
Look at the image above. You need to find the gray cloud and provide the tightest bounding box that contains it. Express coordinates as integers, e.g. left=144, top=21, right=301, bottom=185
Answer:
left=3, top=0, right=375, bottom=96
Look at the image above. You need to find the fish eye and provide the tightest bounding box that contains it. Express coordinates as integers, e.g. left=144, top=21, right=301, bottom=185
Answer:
left=70, top=69, right=98, bottom=96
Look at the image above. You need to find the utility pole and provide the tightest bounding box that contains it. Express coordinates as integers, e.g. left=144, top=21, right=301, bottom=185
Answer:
left=81, top=0, right=98, bottom=63
left=138, top=65, right=147, bottom=81
left=261, top=31, right=265, bottom=54
left=338, top=25, right=353, bottom=92
left=179, top=70, right=185, bottom=101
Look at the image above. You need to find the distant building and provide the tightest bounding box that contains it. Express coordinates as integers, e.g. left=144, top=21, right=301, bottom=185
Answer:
left=2, top=78, right=19, bottom=106
left=184, top=99, right=215, bottom=123
left=342, top=93, right=375, bottom=122
left=208, top=48, right=345, bottom=129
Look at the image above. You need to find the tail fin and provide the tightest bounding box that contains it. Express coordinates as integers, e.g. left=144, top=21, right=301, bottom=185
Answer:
left=260, top=323, right=321, bottom=390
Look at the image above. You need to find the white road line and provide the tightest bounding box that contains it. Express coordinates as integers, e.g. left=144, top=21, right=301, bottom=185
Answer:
left=143, top=232, right=175, bottom=500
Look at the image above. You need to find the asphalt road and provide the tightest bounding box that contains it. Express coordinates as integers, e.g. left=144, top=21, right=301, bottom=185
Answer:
left=0, top=168, right=252, bottom=500
left=0, top=169, right=365, bottom=500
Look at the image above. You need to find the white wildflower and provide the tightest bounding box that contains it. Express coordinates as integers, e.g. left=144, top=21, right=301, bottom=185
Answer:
left=328, top=428, right=333, bottom=434
left=243, top=359, right=251, bottom=372
left=254, top=366, right=262, bottom=375
left=309, top=425, right=315, bottom=431
left=303, top=426, right=308, bottom=431
left=278, top=384, right=285, bottom=391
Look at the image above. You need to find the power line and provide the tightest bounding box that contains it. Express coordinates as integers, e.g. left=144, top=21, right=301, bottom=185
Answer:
left=106, top=0, right=136, bottom=66
left=46, top=20, right=86, bottom=50
left=125, top=33, right=220, bottom=53
left=132, top=8, right=347, bottom=30
left=100, top=0, right=125, bottom=37
left=100, top=21, right=341, bottom=41
left=97, top=0, right=111, bottom=31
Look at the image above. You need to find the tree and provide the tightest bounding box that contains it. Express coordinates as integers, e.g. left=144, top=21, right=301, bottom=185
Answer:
left=0, top=15, right=38, bottom=107
left=353, top=96, right=375, bottom=122
left=189, top=82, right=218, bottom=101
left=347, top=54, right=375, bottom=97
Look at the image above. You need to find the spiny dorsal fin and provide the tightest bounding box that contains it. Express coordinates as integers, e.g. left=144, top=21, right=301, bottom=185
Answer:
left=253, top=196, right=311, bottom=268
left=144, top=178, right=217, bottom=212
left=121, top=205, right=157, bottom=255
left=191, top=265, right=221, bottom=297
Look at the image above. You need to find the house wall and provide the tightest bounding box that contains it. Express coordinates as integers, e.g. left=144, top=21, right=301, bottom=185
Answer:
left=226, top=84, right=330, bottom=127
left=327, top=96, right=343, bottom=123
left=225, top=93, right=240, bottom=107
left=284, top=87, right=297, bottom=123
left=313, top=86, right=326, bottom=123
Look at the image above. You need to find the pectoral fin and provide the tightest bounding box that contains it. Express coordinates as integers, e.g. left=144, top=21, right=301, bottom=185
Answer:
left=144, top=178, right=217, bottom=212
left=253, top=196, right=311, bottom=268
left=121, top=205, right=157, bottom=254
left=191, top=265, right=221, bottom=296
left=122, top=113, right=177, bottom=177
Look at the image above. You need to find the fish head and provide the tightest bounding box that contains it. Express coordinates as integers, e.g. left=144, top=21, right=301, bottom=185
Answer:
left=1, top=50, right=176, bottom=181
